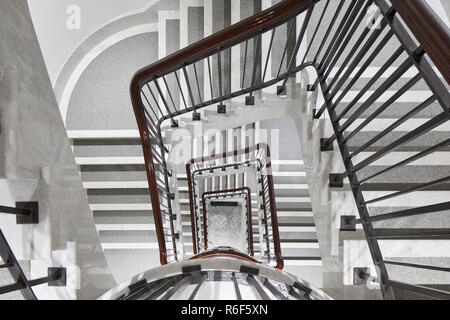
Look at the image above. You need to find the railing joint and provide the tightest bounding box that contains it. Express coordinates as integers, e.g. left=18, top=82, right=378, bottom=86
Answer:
left=217, top=104, right=226, bottom=114
left=386, top=6, right=397, bottom=19
left=320, top=138, right=333, bottom=152
left=329, top=174, right=344, bottom=188
left=276, top=86, right=287, bottom=96
left=245, top=96, right=255, bottom=106
left=353, top=267, right=372, bottom=285
left=412, top=46, right=426, bottom=62
left=192, top=112, right=201, bottom=122
left=340, top=216, right=356, bottom=231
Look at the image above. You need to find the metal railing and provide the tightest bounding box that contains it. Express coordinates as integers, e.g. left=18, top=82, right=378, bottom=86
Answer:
left=130, top=0, right=449, bottom=299
left=186, top=143, right=283, bottom=269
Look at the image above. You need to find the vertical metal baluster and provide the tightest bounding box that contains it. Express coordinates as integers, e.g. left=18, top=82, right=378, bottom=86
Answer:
left=242, top=40, right=249, bottom=89
left=327, top=21, right=388, bottom=98
left=262, top=28, right=276, bottom=83
left=162, top=75, right=179, bottom=112
left=217, top=51, right=223, bottom=99
left=146, top=83, right=165, bottom=117
left=321, top=1, right=372, bottom=85
left=312, top=0, right=345, bottom=63
left=319, top=0, right=361, bottom=70
left=207, top=57, right=214, bottom=100
left=154, top=78, right=173, bottom=115
left=232, top=273, right=242, bottom=300
left=193, top=62, right=203, bottom=104
left=276, top=18, right=296, bottom=79
left=141, top=89, right=160, bottom=121
left=314, top=29, right=395, bottom=119
left=189, top=274, right=207, bottom=300
left=250, top=34, right=262, bottom=92
left=174, top=70, right=188, bottom=109
left=301, top=0, right=331, bottom=66
left=281, top=4, right=315, bottom=88
left=182, top=66, right=196, bottom=108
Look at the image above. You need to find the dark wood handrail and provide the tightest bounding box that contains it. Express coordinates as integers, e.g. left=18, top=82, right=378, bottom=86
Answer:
left=390, top=0, right=450, bottom=84
left=202, top=188, right=253, bottom=256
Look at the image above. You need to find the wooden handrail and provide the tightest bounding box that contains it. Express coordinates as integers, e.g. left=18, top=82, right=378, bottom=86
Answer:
left=390, top=0, right=450, bottom=84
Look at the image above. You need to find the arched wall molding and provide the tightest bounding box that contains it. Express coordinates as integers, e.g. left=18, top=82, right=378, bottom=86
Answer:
left=58, top=23, right=158, bottom=125
left=53, top=0, right=182, bottom=126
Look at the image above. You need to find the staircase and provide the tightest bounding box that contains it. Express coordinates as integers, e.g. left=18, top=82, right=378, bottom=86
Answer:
left=62, top=0, right=449, bottom=299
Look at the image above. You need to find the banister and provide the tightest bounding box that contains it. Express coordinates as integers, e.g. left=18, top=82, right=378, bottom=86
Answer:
left=390, top=0, right=450, bottom=84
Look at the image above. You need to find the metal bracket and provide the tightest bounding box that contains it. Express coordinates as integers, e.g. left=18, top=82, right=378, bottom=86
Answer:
left=245, top=96, right=255, bottom=106
left=193, top=112, right=201, bottom=121
left=277, top=86, right=287, bottom=96
left=340, top=215, right=356, bottom=231
left=48, top=267, right=67, bottom=287
left=217, top=104, right=226, bottom=114
left=353, top=267, right=371, bottom=285
left=320, top=138, right=333, bottom=151
left=329, top=174, right=344, bottom=188
left=16, top=202, right=39, bottom=225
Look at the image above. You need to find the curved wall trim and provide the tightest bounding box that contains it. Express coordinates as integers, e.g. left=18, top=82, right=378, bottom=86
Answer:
left=59, top=23, right=158, bottom=125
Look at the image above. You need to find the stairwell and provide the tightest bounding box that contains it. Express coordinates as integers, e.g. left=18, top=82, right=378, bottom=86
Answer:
left=61, top=0, right=450, bottom=299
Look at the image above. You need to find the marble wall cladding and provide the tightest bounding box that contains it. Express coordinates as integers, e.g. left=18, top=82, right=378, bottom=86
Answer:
left=0, top=0, right=116, bottom=299
left=344, top=240, right=450, bottom=285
